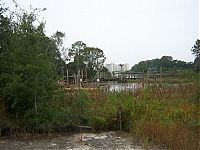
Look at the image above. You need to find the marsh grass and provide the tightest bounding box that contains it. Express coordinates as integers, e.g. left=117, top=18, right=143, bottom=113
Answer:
left=130, top=83, right=200, bottom=149
left=82, top=82, right=199, bottom=149
left=50, top=82, right=199, bottom=149
left=2, top=78, right=199, bottom=149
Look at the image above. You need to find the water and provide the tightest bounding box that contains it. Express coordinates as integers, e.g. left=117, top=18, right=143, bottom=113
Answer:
left=102, top=82, right=143, bottom=92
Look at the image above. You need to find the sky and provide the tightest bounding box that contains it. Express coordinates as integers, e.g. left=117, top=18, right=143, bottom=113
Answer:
left=2, top=0, right=199, bottom=67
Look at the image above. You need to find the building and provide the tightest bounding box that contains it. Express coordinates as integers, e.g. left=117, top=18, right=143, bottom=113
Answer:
left=105, top=63, right=129, bottom=73
left=122, top=64, right=129, bottom=72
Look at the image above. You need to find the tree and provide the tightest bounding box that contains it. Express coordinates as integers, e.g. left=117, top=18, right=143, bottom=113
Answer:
left=68, top=41, right=86, bottom=70
left=191, top=39, right=200, bottom=57
left=131, top=56, right=192, bottom=73
left=0, top=5, right=61, bottom=122
left=191, top=39, right=200, bottom=72
left=66, top=42, right=106, bottom=80
left=51, top=31, right=65, bottom=48
left=83, top=47, right=106, bottom=80
left=84, top=47, right=106, bottom=70
left=51, top=31, right=66, bottom=76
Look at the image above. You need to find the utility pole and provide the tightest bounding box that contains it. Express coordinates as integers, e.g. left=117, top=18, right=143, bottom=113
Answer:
left=119, top=64, right=124, bottom=83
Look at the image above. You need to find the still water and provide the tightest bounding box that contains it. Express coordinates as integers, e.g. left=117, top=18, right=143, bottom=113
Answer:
left=102, top=82, right=143, bottom=92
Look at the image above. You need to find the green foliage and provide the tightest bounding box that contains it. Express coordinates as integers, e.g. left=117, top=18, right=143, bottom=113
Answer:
left=0, top=5, right=63, bottom=123
left=70, top=90, right=92, bottom=125
left=68, top=41, right=86, bottom=69
left=93, top=116, right=106, bottom=130
left=84, top=47, right=106, bottom=70
left=131, top=56, right=193, bottom=73
left=191, top=39, right=200, bottom=57
left=24, top=103, right=71, bottom=132
left=191, top=39, right=200, bottom=72
left=67, top=41, right=107, bottom=80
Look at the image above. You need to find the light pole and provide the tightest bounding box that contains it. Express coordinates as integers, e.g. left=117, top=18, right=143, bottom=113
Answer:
left=119, top=64, right=124, bottom=83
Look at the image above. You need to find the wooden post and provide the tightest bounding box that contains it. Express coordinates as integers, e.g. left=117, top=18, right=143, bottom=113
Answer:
left=67, top=69, right=69, bottom=83
left=77, top=69, right=81, bottom=88
left=142, top=69, right=145, bottom=88
left=160, top=67, right=162, bottom=82
left=80, top=126, right=82, bottom=141
left=73, top=74, right=76, bottom=86
left=160, top=67, right=162, bottom=77
left=119, top=107, right=122, bottom=130
left=81, top=69, right=84, bottom=79
left=97, top=70, right=100, bottom=86
left=85, top=69, right=87, bottom=83
left=147, top=68, right=150, bottom=79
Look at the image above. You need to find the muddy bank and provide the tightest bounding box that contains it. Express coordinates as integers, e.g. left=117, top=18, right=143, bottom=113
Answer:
left=0, top=131, right=158, bottom=150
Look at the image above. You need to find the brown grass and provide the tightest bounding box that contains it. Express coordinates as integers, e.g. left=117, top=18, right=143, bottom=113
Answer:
left=136, top=121, right=200, bottom=150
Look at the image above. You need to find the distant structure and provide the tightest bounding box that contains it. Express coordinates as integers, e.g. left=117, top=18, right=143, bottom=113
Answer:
left=105, top=63, right=129, bottom=73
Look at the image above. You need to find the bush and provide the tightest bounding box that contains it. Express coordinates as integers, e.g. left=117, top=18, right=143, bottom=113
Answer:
left=93, top=116, right=106, bottom=130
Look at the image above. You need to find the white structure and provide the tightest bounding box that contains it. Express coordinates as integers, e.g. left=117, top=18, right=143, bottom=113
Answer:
left=123, top=64, right=129, bottom=72
left=105, top=63, right=129, bottom=73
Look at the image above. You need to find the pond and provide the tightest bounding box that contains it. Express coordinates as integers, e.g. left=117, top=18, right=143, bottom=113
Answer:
left=102, top=82, right=143, bottom=92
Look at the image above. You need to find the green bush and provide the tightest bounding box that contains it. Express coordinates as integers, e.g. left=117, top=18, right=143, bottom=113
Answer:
left=93, top=116, right=106, bottom=130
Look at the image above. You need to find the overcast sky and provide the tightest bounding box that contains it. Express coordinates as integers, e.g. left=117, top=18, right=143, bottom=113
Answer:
left=3, top=0, right=199, bottom=66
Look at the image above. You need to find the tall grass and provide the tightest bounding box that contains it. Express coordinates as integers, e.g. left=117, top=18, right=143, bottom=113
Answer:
left=4, top=78, right=199, bottom=149
left=76, top=83, right=198, bottom=149
left=49, top=82, right=199, bottom=149
left=131, top=84, right=200, bottom=149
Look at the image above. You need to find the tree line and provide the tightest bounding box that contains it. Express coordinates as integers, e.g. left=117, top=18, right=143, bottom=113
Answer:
left=131, top=40, right=200, bottom=74
left=131, top=56, right=194, bottom=73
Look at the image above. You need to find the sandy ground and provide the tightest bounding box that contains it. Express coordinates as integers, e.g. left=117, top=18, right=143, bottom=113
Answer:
left=0, top=131, right=150, bottom=150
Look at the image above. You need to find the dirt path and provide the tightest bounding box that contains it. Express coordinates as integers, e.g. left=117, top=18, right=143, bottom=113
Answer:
left=0, top=131, right=149, bottom=150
